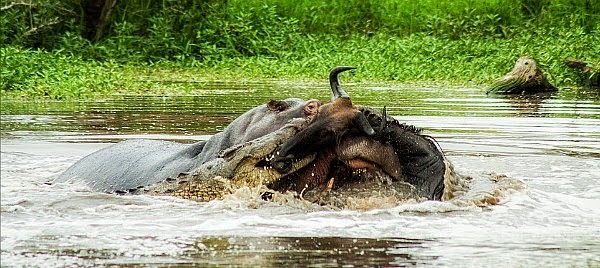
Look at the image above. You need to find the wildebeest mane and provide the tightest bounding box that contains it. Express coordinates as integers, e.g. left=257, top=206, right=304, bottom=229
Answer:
left=357, top=105, right=422, bottom=135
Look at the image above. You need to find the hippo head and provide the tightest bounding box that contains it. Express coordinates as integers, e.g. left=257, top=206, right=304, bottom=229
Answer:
left=233, top=97, right=321, bottom=147
left=266, top=98, right=320, bottom=122
left=272, top=66, right=375, bottom=173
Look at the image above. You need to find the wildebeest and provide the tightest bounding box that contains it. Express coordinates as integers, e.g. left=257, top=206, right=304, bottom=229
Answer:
left=271, top=68, right=449, bottom=200
left=272, top=66, right=375, bottom=173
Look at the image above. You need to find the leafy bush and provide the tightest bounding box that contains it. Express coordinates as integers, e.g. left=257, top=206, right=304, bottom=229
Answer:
left=2, top=0, right=598, bottom=59
left=1, top=0, right=598, bottom=99
left=1, top=46, right=119, bottom=99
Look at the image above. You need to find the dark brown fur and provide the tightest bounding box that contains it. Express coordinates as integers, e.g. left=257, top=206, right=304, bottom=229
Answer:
left=272, top=67, right=374, bottom=172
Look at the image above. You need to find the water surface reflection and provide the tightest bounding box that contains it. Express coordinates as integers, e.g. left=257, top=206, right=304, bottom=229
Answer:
left=184, top=236, right=436, bottom=267
left=1, top=82, right=599, bottom=267
left=2, top=83, right=598, bottom=136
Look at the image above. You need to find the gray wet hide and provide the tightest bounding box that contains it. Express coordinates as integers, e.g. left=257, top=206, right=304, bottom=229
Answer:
left=55, top=98, right=317, bottom=193
left=197, top=98, right=317, bottom=162
left=56, top=139, right=207, bottom=193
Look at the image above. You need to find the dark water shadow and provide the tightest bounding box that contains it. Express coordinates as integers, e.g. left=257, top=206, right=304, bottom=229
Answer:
left=17, top=236, right=438, bottom=267
left=131, top=236, right=437, bottom=267
left=502, top=92, right=555, bottom=117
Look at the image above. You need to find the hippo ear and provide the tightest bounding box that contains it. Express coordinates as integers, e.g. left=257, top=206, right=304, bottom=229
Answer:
left=267, top=100, right=289, bottom=112
left=353, top=111, right=375, bottom=136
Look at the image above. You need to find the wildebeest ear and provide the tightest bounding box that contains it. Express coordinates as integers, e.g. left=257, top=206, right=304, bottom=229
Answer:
left=267, top=100, right=289, bottom=112
left=353, top=111, right=375, bottom=136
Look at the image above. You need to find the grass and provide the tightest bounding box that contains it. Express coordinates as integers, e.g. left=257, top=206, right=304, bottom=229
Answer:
left=2, top=29, right=598, bottom=100
left=1, top=0, right=598, bottom=99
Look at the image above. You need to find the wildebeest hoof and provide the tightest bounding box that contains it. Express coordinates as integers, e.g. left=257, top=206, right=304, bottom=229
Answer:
left=261, top=191, right=274, bottom=201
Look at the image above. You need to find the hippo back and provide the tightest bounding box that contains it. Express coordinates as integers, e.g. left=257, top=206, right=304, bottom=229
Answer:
left=56, top=97, right=315, bottom=193
left=56, top=139, right=206, bottom=193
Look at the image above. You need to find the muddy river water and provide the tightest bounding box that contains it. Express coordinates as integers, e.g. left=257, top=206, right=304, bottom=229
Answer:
left=1, top=82, right=599, bottom=267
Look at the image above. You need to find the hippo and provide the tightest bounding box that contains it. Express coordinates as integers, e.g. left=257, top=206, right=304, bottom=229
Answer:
left=56, top=97, right=321, bottom=193
left=137, top=104, right=457, bottom=203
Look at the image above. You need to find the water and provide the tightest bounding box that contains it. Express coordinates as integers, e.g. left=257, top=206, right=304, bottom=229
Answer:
left=2, top=82, right=600, bottom=267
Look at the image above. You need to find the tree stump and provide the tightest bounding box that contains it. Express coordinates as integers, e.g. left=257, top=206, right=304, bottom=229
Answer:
left=486, top=56, right=557, bottom=94
left=84, top=0, right=118, bottom=41
left=565, top=58, right=599, bottom=88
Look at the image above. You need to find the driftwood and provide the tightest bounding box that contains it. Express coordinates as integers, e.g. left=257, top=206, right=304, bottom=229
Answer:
left=565, top=58, right=599, bottom=88
left=487, top=56, right=557, bottom=94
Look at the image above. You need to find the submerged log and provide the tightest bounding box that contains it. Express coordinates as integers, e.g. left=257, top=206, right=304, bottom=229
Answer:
left=565, top=58, right=600, bottom=88
left=487, top=56, right=557, bottom=94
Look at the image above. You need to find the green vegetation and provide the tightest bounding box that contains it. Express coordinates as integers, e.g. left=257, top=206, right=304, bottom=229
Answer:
left=1, top=0, right=599, bottom=99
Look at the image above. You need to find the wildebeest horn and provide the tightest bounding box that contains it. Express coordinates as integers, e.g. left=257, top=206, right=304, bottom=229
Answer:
left=354, top=111, right=375, bottom=136
left=380, top=106, right=387, bottom=132
left=329, top=66, right=356, bottom=101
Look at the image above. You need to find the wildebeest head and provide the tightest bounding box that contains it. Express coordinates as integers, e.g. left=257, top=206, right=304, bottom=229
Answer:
left=272, top=66, right=375, bottom=172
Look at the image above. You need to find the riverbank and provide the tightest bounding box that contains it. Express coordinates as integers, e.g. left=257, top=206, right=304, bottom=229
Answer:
left=3, top=30, right=598, bottom=100
left=3, top=0, right=598, bottom=99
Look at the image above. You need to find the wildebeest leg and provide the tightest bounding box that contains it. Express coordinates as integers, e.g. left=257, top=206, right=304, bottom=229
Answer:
left=269, top=148, right=338, bottom=194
